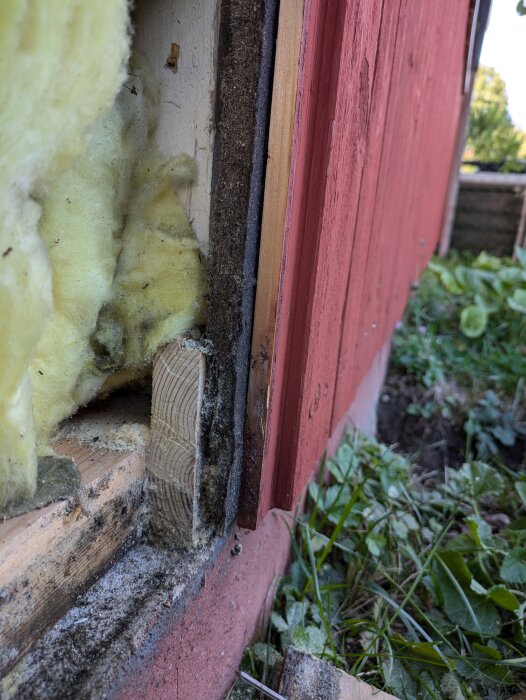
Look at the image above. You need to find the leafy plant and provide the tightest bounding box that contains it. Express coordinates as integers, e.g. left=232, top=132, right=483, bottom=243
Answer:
left=428, top=249, right=526, bottom=339
left=465, top=390, right=526, bottom=459
left=391, top=252, right=526, bottom=397
left=237, top=432, right=526, bottom=699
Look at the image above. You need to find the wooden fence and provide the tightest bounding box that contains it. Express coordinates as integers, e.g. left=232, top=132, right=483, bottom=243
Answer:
left=451, top=173, right=526, bottom=257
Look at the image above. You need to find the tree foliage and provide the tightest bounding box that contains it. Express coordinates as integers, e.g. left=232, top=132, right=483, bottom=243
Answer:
left=466, top=66, right=525, bottom=165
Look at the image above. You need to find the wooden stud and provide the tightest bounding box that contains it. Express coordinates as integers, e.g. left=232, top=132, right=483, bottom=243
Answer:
left=148, top=341, right=206, bottom=547
left=0, top=440, right=145, bottom=676
left=133, top=0, right=218, bottom=247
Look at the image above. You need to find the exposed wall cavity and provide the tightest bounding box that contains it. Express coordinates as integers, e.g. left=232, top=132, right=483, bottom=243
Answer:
left=0, top=2, right=204, bottom=512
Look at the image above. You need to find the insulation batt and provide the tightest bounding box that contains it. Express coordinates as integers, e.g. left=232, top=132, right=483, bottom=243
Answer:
left=0, top=3, right=205, bottom=509
left=0, top=0, right=130, bottom=508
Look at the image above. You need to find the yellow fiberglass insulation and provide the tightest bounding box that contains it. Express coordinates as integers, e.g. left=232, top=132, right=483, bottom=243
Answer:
left=0, top=3, right=205, bottom=510
left=0, top=0, right=131, bottom=508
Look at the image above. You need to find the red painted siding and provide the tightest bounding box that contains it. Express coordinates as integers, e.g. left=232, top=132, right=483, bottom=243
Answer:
left=243, top=0, right=471, bottom=523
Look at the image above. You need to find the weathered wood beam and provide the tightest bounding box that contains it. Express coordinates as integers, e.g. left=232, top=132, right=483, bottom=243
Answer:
left=0, top=440, right=145, bottom=676
left=147, top=341, right=206, bottom=547
left=239, top=0, right=305, bottom=528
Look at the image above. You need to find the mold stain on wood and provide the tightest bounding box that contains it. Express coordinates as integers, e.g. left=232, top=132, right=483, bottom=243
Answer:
left=0, top=441, right=146, bottom=677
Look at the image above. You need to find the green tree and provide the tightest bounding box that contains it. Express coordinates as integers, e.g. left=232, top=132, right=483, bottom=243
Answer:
left=465, top=66, right=524, bottom=165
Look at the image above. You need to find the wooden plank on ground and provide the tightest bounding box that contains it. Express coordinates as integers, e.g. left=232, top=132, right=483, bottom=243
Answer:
left=133, top=0, right=218, bottom=247
left=0, top=440, right=145, bottom=676
left=147, top=341, right=206, bottom=546
left=278, top=648, right=398, bottom=700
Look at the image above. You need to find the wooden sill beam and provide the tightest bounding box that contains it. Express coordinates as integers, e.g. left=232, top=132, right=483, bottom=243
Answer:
left=0, top=440, right=145, bottom=676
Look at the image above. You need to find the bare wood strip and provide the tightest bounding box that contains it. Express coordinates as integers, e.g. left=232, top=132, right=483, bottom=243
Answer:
left=148, top=341, right=206, bottom=547
left=0, top=440, right=145, bottom=676
left=240, top=0, right=305, bottom=526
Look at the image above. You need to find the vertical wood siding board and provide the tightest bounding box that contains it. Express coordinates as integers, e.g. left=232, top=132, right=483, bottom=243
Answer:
left=276, top=1, right=384, bottom=508
left=332, top=0, right=403, bottom=424
left=358, top=3, right=412, bottom=378
left=386, top=0, right=468, bottom=336
left=386, top=0, right=430, bottom=319
left=410, top=6, right=448, bottom=285
left=411, top=1, right=454, bottom=280
left=377, top=2, right=433, bottom=346
left=372, top=0, right=428, bottom=361
left=386, top=1, right=469, bottom=340
left=346, top=0, right=413, bottom=387
left=283, top=1, right=384, bottom=504
left=371, top=0, right=435, bottom=359
left=246, top=0, right=341, bottom=524
left=386, top=1, right=435, bottom=333
left=252, top=0, right=327, bottom=524
left=240, top=0, right=306, bottom=528
left=273, top=0, right=352, bottom=509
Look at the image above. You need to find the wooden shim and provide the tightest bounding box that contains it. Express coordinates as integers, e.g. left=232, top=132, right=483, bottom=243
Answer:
left=0, top=440, right=145, bottom=676
left=148, top=341, right=206, bottom=547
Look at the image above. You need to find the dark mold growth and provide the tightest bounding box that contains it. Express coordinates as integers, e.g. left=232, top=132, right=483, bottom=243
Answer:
left=0, top=456, right=81, bottom=520
left=1, top=539, right=223, bottom=700
left=201, top=0, right=279, bottom=530
left=1, top=487, right=145, bottom=679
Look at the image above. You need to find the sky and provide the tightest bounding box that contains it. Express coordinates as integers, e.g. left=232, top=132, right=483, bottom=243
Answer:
left=480, top=2, right=526, bottom=129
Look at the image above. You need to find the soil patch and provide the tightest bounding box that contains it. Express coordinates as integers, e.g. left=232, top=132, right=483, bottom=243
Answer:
left=377, top=370, right=525, bottom=473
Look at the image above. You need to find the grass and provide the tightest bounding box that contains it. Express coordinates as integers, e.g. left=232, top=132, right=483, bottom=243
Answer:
left=233, top=432, right=526, bottom=699
left=231, top=251, right=526, bottom=700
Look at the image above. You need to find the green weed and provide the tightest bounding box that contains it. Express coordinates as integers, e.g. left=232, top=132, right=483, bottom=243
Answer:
left=237, top=431, right=526, bottom=699
left=391, top=251, right=526, bottom=398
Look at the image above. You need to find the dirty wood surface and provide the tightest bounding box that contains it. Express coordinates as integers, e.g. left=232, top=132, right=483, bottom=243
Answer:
left=147, top=341, right=206, bottom=546
left=133, top=0, right=218, bottom=246
left=0, top=440, right=145, bottom=676
left=278, top=648, right=398, bottom=700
